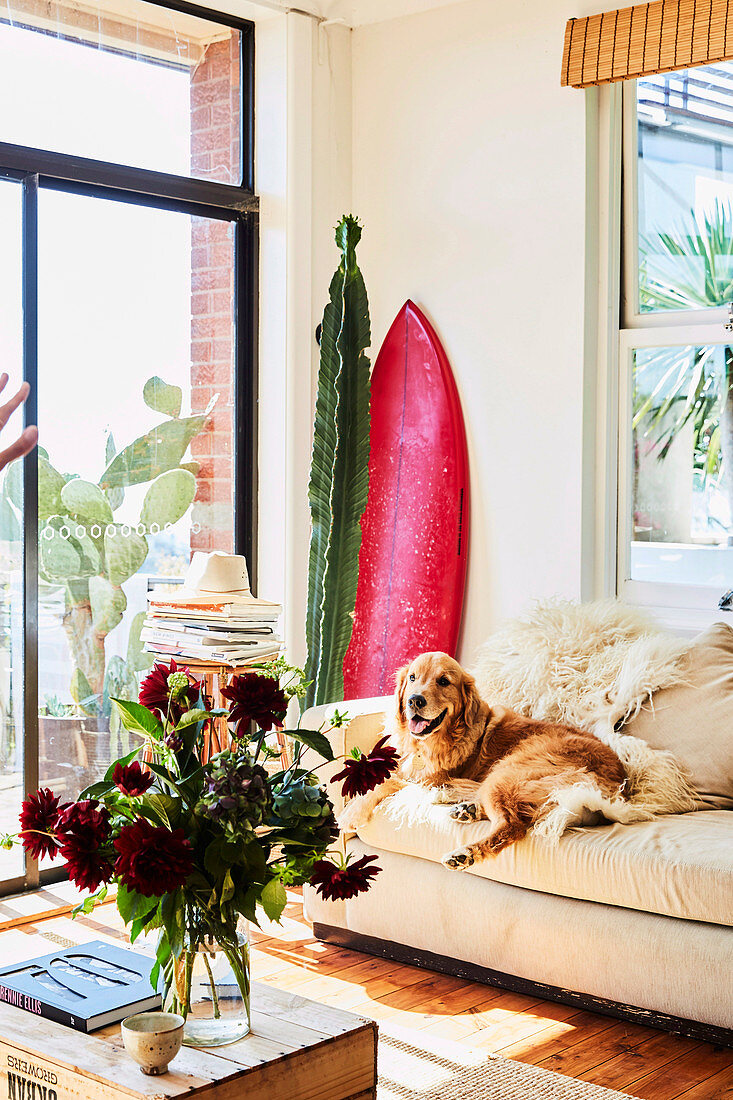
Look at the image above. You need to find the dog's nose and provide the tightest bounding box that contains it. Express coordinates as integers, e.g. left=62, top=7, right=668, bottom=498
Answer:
left=409, top=693, right=426, bottom=711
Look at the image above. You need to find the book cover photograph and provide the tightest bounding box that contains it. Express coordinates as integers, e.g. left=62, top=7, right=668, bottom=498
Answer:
left=0, top=940, right=161, bottom=1033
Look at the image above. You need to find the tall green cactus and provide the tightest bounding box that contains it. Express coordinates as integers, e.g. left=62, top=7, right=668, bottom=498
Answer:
left=2, top=376, right=210, bottom=724
left=305, top=216, right=371, bottom=708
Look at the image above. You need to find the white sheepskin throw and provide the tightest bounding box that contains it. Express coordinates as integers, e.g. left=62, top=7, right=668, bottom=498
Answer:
left=473, top=598, right=689, bottom=731
left=468, top=599, right=697, bottom=841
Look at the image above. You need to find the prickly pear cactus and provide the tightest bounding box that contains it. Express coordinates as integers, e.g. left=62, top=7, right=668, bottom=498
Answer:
left=9, top=376, right=215, bottom=718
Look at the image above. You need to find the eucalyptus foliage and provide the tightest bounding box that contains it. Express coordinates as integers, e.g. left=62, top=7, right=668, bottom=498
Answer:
left=305, top=216, right=371, bottom=708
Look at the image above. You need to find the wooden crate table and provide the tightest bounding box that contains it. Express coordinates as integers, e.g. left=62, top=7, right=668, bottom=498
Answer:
left=0, top=984, right=377, bottom=1100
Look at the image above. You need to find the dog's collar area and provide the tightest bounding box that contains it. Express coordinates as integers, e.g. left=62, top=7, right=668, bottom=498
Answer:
left=483, top=705, right=505, bottom=739
left=409, top=708, right=448, bottom=738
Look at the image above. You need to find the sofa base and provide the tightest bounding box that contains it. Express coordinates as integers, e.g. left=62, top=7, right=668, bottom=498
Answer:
left=314, top=922, right=733, bottom=1049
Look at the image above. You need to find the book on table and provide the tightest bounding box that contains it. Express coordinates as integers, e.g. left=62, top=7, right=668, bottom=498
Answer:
left=0, top=941, right=160, bottom=1033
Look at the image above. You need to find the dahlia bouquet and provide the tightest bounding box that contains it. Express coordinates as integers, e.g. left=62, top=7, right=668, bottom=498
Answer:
left=8, top=657, right=400, bottom=1046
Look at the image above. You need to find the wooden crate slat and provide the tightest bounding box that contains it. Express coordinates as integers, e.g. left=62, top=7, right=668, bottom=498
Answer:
left=248, top=1008, right=334, bottom=1046
left=187, top=1029, right=378, bottom=1100
left=254, top=984, right=370, bottom=1036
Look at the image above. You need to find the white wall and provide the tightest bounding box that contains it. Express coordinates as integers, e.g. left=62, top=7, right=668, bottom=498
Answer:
left=253, top=13, right=352, bottom=667
left=351, top=0, right=602, bottom=662
left=253, top=0, right=606, bottom=672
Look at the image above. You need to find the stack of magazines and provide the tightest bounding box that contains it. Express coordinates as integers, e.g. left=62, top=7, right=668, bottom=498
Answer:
left=142, top=590, right=283, bottom=666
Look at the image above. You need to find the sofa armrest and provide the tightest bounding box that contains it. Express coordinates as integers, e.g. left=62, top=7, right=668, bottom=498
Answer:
left=300, top=696, right=392, bottom=823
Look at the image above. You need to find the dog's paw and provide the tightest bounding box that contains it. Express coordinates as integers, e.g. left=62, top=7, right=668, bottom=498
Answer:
left=337, top=799, right=371, bottom=832
left=449, top=802, right=480, bottom=822
left=441, top=847, right=475, bottom=870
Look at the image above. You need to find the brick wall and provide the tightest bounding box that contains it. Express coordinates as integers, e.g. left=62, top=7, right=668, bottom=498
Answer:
left=189, top=35, right=240, bottom=555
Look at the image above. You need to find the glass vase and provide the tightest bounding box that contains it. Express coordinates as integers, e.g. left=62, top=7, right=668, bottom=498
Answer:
left=170, top=918, right=250, bottom=1047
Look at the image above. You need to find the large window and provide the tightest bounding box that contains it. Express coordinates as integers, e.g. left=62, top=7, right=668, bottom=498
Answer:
left=0, top=0, right=256, bottom=893
left=619, top=63, right=733, bottom=627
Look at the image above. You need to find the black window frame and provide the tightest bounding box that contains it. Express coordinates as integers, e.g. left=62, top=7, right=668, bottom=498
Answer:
left=0, top=0, right=258, bottom=896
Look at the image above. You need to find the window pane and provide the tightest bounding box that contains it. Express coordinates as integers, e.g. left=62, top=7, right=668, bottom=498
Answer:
left=0, top=180, right=25, bottom=882
left=0, top=0, right=241, bottom=184
left=37, top=189, right=235, bottom=802
left=631, top=344, right=733, bottom=586
left=637, top=63, right=733, bottom=312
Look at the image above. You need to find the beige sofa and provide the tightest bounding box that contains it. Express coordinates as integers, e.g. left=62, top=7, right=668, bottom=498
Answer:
left=302, top=653, right=733, bottom=1046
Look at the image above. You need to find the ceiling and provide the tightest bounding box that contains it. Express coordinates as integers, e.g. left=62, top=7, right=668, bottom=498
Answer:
left=194, top=0, right=469, bottom=28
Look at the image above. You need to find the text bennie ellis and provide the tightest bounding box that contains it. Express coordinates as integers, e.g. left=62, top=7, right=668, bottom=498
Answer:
left=0, top=986, right=41, bottom=1014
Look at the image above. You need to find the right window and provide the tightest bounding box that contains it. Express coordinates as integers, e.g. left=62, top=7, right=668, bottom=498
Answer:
left=620, top=63, right=733, bottom=623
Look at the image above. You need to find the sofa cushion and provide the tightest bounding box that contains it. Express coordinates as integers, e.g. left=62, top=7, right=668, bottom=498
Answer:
left=356, top=800, right=733, bottom=926
left=623, top=621, right=733, bottom=810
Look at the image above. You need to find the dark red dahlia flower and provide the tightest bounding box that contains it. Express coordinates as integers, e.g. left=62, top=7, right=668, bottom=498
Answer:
left=114, top=817, right=193, bottom=897
left=19, top=788, right=69, bottom=861
left=56, top=801, right=113, bottom=892
left=331, top=736, right=400, bottom=798
left=221, top=673, right=287, bottom=734
left=309, top=854, right=381, bottom=901
left=139, top=659, right=198, bottom=721
left=112, top=761, right=154, bottom=797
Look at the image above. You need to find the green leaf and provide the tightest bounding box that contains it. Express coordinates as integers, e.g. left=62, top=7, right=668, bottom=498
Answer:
left=71, top=885, right=108, bottom=919
left=40, top=526, right=83, bottom=580
left=104, top=527, right=148, bottom=585
left=143, top=376, right=183, bottom=419
left=287, top=727, right=334, bottom=761
left=143, top=760, right=179, bottom=795
left=127, top=610, right=152, bottom=672
left=105, top=432, right=117, bottom=467
left=113, top=699, right=164, bottom=739
left=221, top=870, right=235, bottom=904
left=116, top=882, right=159, bottom=925
left=260, top=878, right=287, bottom=923
left=60, top=479, right=114, bottom=526
left=175, top=708, right=210, bottom=729
left=149, top=959, right=161, bottom=992
left=38, top=457, right=67, bottom=519
left=99, top=415, right=206, bottom=489
left=233, top=885, right=259, bottom=925
left=204, top=835, right=243, bottom=878
left=77, top=779, right=115, bottom=800
left=305, top=215, right=371, bottom=708
left=103, top=746, right=140, bottom=781
left=70, top=668, right=100, bottom=717
left=140, top=469, right=196, bottom=530
left=103, top=656, right=139, bottom=721
left=137, top=792, right=179, bottom=829
left=160, top=891, right=185, bottom=957
left=89, top=575, right=127, bottom=634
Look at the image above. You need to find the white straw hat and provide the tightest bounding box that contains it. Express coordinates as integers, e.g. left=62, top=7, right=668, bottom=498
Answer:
left=182, top=552, right=251, bottom=595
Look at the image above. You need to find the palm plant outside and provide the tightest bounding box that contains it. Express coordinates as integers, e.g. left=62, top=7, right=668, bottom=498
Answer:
left=637, top=201, right=733, bottom=526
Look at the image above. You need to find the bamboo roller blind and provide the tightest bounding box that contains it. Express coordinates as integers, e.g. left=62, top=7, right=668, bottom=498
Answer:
left=562, top=0, right=733, bottom=88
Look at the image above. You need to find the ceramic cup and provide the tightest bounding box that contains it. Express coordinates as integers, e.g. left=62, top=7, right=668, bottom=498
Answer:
left=121, top=1012, right=185, bottom=1075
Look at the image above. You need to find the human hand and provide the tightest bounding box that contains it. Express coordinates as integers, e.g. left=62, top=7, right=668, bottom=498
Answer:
left=0, top=375, right=38, bottom=472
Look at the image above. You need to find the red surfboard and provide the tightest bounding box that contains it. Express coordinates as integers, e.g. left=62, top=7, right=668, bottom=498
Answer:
left=343, top=301, right=469, bottom=699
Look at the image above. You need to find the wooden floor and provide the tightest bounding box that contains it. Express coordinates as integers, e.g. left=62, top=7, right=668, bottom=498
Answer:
left=2, top=889, right=732, bottom=1099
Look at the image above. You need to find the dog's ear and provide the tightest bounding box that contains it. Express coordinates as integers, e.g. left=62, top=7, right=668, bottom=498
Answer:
left=459, top=670, right=483, bottom=731
left=394, top=665, right=410, bottom=726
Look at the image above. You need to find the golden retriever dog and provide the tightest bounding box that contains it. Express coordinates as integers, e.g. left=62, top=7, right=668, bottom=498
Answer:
left=338, top=652, right=628, bottom=868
